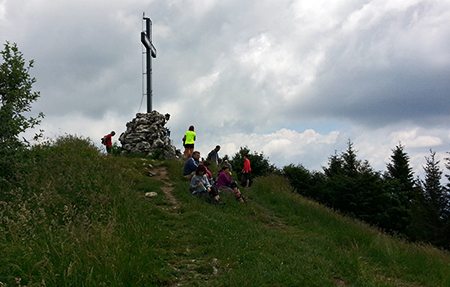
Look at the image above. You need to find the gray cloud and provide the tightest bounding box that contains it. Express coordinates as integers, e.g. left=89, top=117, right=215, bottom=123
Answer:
left=1, top=0, right=450, bottom=176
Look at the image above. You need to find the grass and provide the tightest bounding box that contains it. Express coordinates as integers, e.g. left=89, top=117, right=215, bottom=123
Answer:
left=1, top=135, right=450, bottom=286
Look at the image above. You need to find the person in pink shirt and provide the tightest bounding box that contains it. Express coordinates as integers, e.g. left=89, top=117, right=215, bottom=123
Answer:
left=242, top=155, right=251, bottom=188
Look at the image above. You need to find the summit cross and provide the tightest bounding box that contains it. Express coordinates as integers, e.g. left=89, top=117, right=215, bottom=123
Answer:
left=141, top=14, right=157, bottom=113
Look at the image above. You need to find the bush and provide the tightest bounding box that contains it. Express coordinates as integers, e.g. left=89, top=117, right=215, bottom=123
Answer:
left=230, top=146, right=278, bottom=186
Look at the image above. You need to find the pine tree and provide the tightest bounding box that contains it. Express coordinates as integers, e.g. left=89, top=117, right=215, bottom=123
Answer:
left=444, top=153, right=450, bottom=218
left=383, top=143, right=415, bottom=233
left=324, top=141, right=387, bottom=227
left=443, top=152, right=450, bottom=245
left=410, top=150, right=448, bottom=248
left=341, top=140, right=358, bottom=177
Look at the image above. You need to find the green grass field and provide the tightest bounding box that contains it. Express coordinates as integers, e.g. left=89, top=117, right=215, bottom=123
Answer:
left=1, top=136, right=449, bottom=286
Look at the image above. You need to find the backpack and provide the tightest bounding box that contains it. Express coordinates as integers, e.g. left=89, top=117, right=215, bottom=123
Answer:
left=101, top=135, right=107, bottom=145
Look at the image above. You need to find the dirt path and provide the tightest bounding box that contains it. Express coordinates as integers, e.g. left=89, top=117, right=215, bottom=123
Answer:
left=150, top=165, right=181, bottom=208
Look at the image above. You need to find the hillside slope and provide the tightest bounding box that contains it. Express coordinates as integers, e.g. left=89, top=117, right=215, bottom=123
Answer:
left=1, top=136, right=449, bottom=286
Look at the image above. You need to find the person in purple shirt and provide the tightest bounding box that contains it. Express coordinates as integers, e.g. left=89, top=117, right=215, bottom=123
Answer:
left=217, top=166, right=245, bottom=202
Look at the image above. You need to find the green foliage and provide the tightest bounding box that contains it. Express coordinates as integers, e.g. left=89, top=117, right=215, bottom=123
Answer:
left=409, top=150, right=449, bottom=248
left=382, top=143, right=416, bottom=233
left=385, top=143, right=415, bottom=188
left=282, top=163, right=327, bottom=202
left=1, top=135, right=450, bottom=286
left=110, top=141, right=122, bottom=156
left=421, top=150, right=446, bottom=211
left=284, top=141, right=450, bottom=250
left=229, top=146, right=277, bottom=186
left=321, top=141, right=388, bottom=227
left=0, top=41, right=44, bottom=183
left=286, top=140, right=403, bottom=231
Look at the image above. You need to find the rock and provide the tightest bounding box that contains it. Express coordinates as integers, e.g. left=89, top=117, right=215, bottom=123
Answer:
left=145, top=192, right=158, bottom=198
left=152, top=138, right=164, bottom=148
left=119, top=111, right=182, bottom=159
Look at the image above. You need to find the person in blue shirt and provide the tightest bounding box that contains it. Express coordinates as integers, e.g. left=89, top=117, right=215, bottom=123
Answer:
left=183, top=151, right=200, bottom=180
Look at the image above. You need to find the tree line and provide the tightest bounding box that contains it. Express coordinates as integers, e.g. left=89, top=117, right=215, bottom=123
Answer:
left=227, top=142, right=450, bottom=250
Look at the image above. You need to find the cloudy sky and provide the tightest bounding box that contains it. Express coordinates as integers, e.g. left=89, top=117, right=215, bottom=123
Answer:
left=1, top=0, right=449, bottom=178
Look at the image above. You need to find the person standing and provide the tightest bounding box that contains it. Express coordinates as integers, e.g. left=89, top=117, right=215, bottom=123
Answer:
left=183, top=125, right=196, bottom=159
left=242, top=155, right=251, bottom=188
left=104, top=131, right=116, bottom=154
left=206, top=145, right=221, bottom=165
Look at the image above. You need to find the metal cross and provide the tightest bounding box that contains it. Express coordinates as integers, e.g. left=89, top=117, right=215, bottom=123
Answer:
left=141, top=14, right=157, bottom=113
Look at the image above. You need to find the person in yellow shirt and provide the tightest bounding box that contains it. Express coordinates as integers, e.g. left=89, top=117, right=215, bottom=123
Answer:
left=183, top=125, right=196, bottom=159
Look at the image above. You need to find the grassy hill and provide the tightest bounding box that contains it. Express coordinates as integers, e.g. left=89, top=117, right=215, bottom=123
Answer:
left=1, top=136, right=450, bottom=286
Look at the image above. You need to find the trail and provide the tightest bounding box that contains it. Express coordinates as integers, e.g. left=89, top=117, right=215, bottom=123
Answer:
left=149, top=165, right=182, bottom=209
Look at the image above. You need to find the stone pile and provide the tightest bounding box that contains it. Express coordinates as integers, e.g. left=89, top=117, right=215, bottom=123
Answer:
left=119, top=111, right=182, bottom=159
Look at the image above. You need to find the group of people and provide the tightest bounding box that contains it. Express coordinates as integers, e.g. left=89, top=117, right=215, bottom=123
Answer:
left=182, top=126, right=220, bottom=165
left=183, top=146, right=251, bottom=205
left=104, top=125, right=252, bottom=205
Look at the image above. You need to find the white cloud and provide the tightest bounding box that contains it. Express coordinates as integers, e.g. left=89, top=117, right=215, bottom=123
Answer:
left=388, top=129, right=443, bottom=148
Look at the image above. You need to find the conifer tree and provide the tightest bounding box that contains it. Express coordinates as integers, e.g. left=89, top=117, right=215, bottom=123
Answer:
left=324, top=141, right=387, bottom=227
left=383, top=143, right=415, bottom=233
left=422, top=151, right=445, bottom=217
left=283, top=164, right=327, bottom=202
left=410, top=150, right=448, bottom=248
left=443, top=152, right=450, bottom=244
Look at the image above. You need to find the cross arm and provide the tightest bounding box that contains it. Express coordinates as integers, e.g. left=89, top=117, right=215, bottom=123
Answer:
left=141, top=32, right=157, bottom=58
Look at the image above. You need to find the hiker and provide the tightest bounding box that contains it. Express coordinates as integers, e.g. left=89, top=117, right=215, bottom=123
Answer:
left=104, top=131, right=116, bottom=153
left=183, top=125, right=196, bottom=159
left=190, top=165, right=224, bottom=205
left=183, top=151, right=200, bottom=181
left=217, top=165, right=245, bottom=202
left=200, top=161, right=215, bottom=185
left=206, top=145, right=221, bottom=165
left=242, top=154, right=251, bottom=188
left=224, top=160, right=232, bottom=171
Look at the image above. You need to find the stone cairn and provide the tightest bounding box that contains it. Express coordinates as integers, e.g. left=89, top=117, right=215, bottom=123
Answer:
left=119, top=111, right=182, bottom=159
